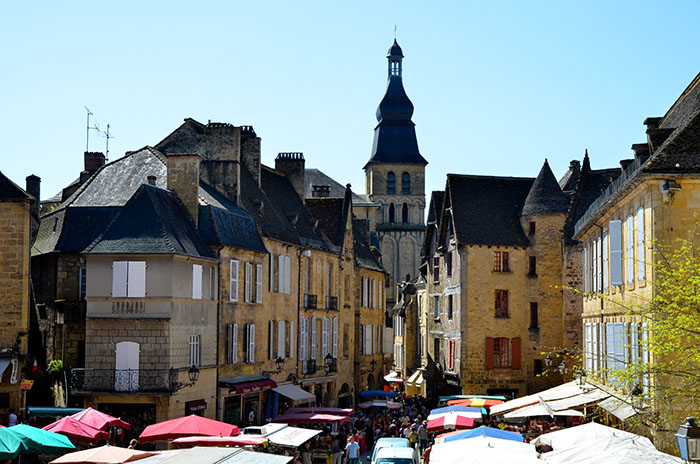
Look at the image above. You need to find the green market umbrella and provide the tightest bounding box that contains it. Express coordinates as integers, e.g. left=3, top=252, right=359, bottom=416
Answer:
left=0, top=427, right=29, bottom=460
left=8, top=424, right=76, bottom=456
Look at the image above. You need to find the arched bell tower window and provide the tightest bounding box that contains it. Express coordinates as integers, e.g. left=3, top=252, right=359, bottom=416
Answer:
left=402, top=203, right=409, bottom=224
left=387, top=172, right=396, bottom=194
left=402, top=172, right=410, bottom=194
left=389, top=203, right=395, bottom=224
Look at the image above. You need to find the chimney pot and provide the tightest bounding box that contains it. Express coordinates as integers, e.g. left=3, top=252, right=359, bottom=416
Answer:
left=147, top=175, right=157, bottom=185
left=84, top=152, right=106, bottom=174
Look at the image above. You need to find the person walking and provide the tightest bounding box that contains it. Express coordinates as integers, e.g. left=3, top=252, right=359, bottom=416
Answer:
left=345, top=435, right=360, bottom=464
left=417, top=420, right=429, bottom=454
left=331, top=435, right=343, bottom=464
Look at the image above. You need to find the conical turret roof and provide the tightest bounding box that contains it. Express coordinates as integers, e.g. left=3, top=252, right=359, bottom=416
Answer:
left=521, top=159, right=569, bottom=215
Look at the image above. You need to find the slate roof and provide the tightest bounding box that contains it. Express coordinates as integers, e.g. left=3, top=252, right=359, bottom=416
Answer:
left=444, top=174, right=534, bottom=247
left=306, top=198, right=345, bottom=247
left=304, top=169, right=375, bottom=206
left=521, top=160, right=569, bottom=215
left=387, top=39, right=404, bottom=58
left=353, top=219, right=384, bottom=272
left=0, top=170, right=33, bottom=201
left=198, top=205, right=267, bottom=254
left=85, top=184, right=215, bottom=259
left=421, top=191, right=445, bottom=262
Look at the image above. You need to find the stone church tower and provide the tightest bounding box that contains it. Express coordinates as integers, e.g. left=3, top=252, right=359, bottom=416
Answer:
left=364, top=40, right=427, bottom=303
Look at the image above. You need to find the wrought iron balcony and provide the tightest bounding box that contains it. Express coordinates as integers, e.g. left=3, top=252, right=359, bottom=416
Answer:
left=304, top=294, right=317, bottom=309
left=302, top=359, right=317, bottom=375
left=327, top=296, right=338, bottom=310
left=324, top=357, right=338, bottom=373
left=70, top=368, right=177, bottom=394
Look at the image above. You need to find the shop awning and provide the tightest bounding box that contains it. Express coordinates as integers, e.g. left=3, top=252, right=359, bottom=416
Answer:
left=26, top=407, right=85, bottom=418
left=597, top=396, right=638, bottom=421
left=267, top=427, right=322, bottom=447
left=383, top=372, right=403, bottom=383
left=219, top=376, right=277, bottom=394
left=0, top=359, right=10, bottom=379
left=272, top=384, right=315, bottom=403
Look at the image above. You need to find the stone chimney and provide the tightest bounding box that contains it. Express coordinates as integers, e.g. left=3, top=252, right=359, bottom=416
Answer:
left=25, top=175, right=40, bottom=243
left=84, top=152, right=106, bottom=174
left=275, top=152, right=305, bottom=200
left=167, top=153, right=200, bottom=226
left=147, top=175, right=157, bottom=185
left=199, top=122, right=241, bottom=205
left=240, top=126, right=262, bottom=187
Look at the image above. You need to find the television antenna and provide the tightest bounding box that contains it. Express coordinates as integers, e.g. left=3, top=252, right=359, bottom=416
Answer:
left=102, top=124, right=115, bottom=162
left=84, top=106, right=100, bottom=152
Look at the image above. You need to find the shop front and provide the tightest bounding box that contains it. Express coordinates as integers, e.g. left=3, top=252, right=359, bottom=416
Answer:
left=219, top=376, right=276, bottom=427
left=300, top=375, right=337, bottom=408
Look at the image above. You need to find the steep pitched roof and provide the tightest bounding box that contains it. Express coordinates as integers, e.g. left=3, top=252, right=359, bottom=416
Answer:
left=85, top=184, right=214, bottom=259
left=521, top=160, right=569, bottom=215
left=305, top=184, right=354, bottom=250
left=198, top=205, right=267, bottom=255
left=304, top=169, right=375, bottom=206
left=353, top=219, right=384, bottom=272
left=0, top=170, right=33, bottom=201
left=445, top=174, right=533, bottom=247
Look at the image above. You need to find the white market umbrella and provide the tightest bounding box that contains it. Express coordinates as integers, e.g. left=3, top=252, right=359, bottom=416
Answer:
left=503, top=403, right=583, bottom=419
left=429, top=435, right=540, bottom=464
left=535, top=422, right=653, bottom=450
left=541, top=435, right=683, bottom=464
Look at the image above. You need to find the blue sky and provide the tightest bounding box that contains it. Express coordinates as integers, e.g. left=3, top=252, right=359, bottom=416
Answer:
left=1, top=1, right=699, bottom=202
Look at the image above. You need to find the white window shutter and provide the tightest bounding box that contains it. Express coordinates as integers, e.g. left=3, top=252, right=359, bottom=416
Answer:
left=249, top=324, right=255, bottom=363
left=268, top=320, right=274, bottom=360
left=637, top=207, right=645, bottom=280
left=284, top=256, right=291, bottom=294
left=626, top=215, right=634, bottom=284
left=311, top=316, right=317, bottom=360
left=289, top=320, right=295, bottom=358
left=609, top=220, right=623, bottom=286
left=192, top=264, right=203, bottom=299
left=232, top=323, right=238, bottom=363
left=245, top=263, right=252, bottom=302
left=230, top=260, right=239, bottom=302
left=256, top=264, right=263, bottom=303
left=270, top=255, right=275, bottom=292
left=127, top=261, right=146, bottom=297
left=278, top=320, right=285, bottom=359
left=112, top=261, right=128, bottom=297
left=322, top=317, right=329, bottom=357
left=332, top=317, right=338, bottom=358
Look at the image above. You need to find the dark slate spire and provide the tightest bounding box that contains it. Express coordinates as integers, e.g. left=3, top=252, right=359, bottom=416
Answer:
left=364, top=41, right=427, bottom=168
left=521, top=159, right=569, bottom=215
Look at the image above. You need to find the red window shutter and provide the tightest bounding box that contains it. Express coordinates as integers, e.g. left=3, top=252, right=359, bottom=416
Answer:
left=485, top=337, right=494, bottom=369
left=503, top=252, right=509, bottom=271
left=511, top=337, right=521, bottom=370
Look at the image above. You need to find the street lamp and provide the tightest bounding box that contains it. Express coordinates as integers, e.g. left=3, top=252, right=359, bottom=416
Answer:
left=324, top=353, right=333, bottom=373
left=558, top=360, right=567, bottom=376
left=370, top=359, right=377, bottom=371
left=574, top=368, right=587, bottom=386
left=676, top=417, right=700, bottom=461
left=544, top=354, right=553, bottom=368
left=262, top=357, right=285, bottom=376
left=187, top=365, right=200, bottom=383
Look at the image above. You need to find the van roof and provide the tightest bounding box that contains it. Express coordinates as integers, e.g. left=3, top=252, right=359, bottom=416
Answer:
left=375, top=446, right=415, bottom=458
left=375, top=437, right=409, bottom=446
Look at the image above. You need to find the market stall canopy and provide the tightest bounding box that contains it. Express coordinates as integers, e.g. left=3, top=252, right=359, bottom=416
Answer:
left=27, top=407, right=85, bottom=418
left=428, top=410, right=482, bottom=421
left=171, top=436, right=268, bottom=448
left=359, top=390, right=399, bottom=398
left=383, top=372, right=403, bottom=383
left=133, top=447, right=293, bottom=464
left=70, top=407, right=131, bottom=430
left=406, top=370, right=424, bottom=387
left=443, top=426, right=524, bottom=444
left=358, top=400, right=402, bottom=409
left=447, top=398, right=503, bottom=408
left=535, top=422, right=654, bottom=450
left=219, top=376, right=277, bottom=395
left=596, top=397, right=638, bottom=421
left=139, top=415, right=240, bottom=443
left=490, top=381, right=611, bottom=416
left=429, top=405, right=485, bottom=420
left=49, top=444, right=157, bottom=464
left=427, top=413, right=477, bottom=432
left=270, top=413, right=351, bottom=424
left=272, top=384, right=315, bottom=403
left=284, top=407, right=353, bottom=416
left=43, top=416, right=110, bottom=444
left=8, top=424, right=76, bottom=455
left=541, top=435, right=681, bottom=464
left=429, top=435, right=540, bottom=464
left=0, top=427, right=29, bottom=460
left=503, top=404, right=583, bottom=419
left=439, top=395, right=506, bottom=403
left=266, top=427, right=322, bottom=447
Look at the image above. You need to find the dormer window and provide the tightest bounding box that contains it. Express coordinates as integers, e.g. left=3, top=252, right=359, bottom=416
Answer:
left=387, top=172, right=396, bottom=194
left=402, top=172, right=410, bottom=194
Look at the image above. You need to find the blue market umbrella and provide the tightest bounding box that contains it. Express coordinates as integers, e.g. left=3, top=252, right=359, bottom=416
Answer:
left=443, top=426, right=524, bottom=443
left=359, top=390, right=398, bottom=399
left=8, top=424, right=75, bottom=456
left=430, top=405, right=487, bottom=417
left=0, top=427, right=29, bottom=460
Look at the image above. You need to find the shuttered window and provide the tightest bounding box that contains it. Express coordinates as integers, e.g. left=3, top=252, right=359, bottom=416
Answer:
left=284, top=256, right=291, bottom=294
left=288, top=320, right=295, bottom=359
left=112, top=261, right=146, bottom=298
left=332, top=317, right=338, bottom=358
left=609, top=220, right=623, bottom=286
left=230, top=260, right=239, bottom=302
left=244, top=324, right=256, bottom=363
left=322, top=317, right=330, bottom=357
left=603, top=232, right=609, bottom=289
left=189, top=335, right=200, bottom=367
left=626, top=215, right=634, bottom=284
left=244, top=263, right=253, bottom=302
left=299, top=317, right=308, bottom=361
left=277, top=320, right=286, bottom=359
left=637, top=207, right=645, bottom=280
left=227, top=323, right=238, bottom=364
left=192, top=264, right=203, bottom=299
left=311, top=316, right=317, bottom=360
left=255, top=264, right=263, bottom=303
left=268, top=320, right=275, bottom=360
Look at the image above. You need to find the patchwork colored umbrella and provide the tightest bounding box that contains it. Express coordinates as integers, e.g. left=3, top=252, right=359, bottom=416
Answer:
left=0, top=427, right=29, bottom=460
left=43, top=416, right=110, bottom=444
left=8, top=424, right=75, bottom=455
left=443, top=426, right=524, bottom=443
left=428, top=405, right=484, bottom=420
left=427, top=413, right=477, bottom=432
left=139, top=415, right=240, bottom=443
left=447, top=398, right=504, bottom=408
left=70, top=407, right=131, bottom=431
left=49, top=444, right=157, bottom=464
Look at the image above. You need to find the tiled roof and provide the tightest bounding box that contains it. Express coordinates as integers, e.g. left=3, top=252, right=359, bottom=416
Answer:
left=85, top=184, right=215, bottom=259
left=0, top=170, right=33, bottom=201
left=521, top=160, right=569, bottom=215
left=445, top=174, right=534, bottom=247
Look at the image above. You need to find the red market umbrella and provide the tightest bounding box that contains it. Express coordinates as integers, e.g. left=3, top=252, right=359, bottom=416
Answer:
left=171, top=435, right=268, bottom=448
left=427, top=413, right=477, bottom=432
left=42, top=417, right=110, bottom=444
left=139, top=415, right=240, bottom=443
left=447, top=398, right=504, bottom=408
left=49, top=444, right=156, bottom=464
left=270, top=413, right=352, bottom=424
left=70, top=408, right=131, bottom=431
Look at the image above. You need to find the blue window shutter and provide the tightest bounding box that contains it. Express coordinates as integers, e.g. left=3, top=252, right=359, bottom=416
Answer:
left=609, top=220, right=623, bottom=286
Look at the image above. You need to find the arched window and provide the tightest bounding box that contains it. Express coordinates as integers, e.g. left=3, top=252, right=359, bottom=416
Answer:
left=402, top=172, right=410, bottom=194
left=402, top=202, right=409, bottom=224
left=388, top=203, right=395, bottom=223
left=387, top=172, right=396, bottom=194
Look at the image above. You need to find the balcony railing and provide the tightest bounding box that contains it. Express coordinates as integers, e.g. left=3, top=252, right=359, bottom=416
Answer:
left=302, top=359, right=317, bottom=375
left=70, top=368, right=177, bottom=394
left=327, top=296, right=338, bottom=310
left=324, top=357, right=338, bottom=373
left=304, top=294, right=317, bottom=309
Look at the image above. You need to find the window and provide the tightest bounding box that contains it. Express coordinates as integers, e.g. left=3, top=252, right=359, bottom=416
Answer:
left=229, top=260, right=239, bottom=301
left=529, top=302, right=538, bottom=329
left=389, top=203, right=395, bottom=223
left=387, top=172, right=396, bottom=194
left=637, top=207, right=645, bottom=280
left=270, top=254, right=276, bottom=292
left=493, top=338, right=510, bottom=368
left=332, top=317, right=338, bottom=358
left=277, top=255, right=291, bottom=294
left=227, top=323, right=238, bottom=363
left=626, top=215, right=634, bottom=284
left=192, top=264, right=203, bottom=299
left=493, top=251, right=510, bottom=272
left=434, top=339, right=441, bottom=365
left=401, top=172, right=410, bottom=194
left=447, top=340, right=456, bottom=370
left=311, top=316, right=317, bottom=360
left=528, top=221, right=536, bottom=235
left=189, top=335, right=200, bottom=367
left=245, top=324, right=256, bottom=363
left=78, top=268, right=87, bottom=299
left=255, top=264, right=263, bottom=303
left=402, top=203, right=409, bottom=224
left=609, top=220, right=623, bottom=286
left=325, top=262, right=331, bottom=307
left=433, top=257, right=440, bottom=282
left=115, top=341, right=139, bottom=391
left=433, top=295, right=440, bottom=319
left=447, top=295, right=453, bottom=320
left=343, top=323, right=350, bottom=357
left=299, top=317, right=308, bottom=361
left=112, top=261, right=146, bottom=298
left=495, top=290, right=509, bottom=318
left=446, top=252, right=452, bottom=277
left=268, top=320, right=275, bottom=360
left=244, top=263, right=253, bottom=302
left=534, top=359, right=543, bottom=375
left=603, top=232, right=609, bottom=290
left=528, top=256, right=537, bottom=276
left=322, top=317, right=330, bottom=357
left=277, top=320, right=286, bottom=359
left=288, top=320, right=295, bottom=358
